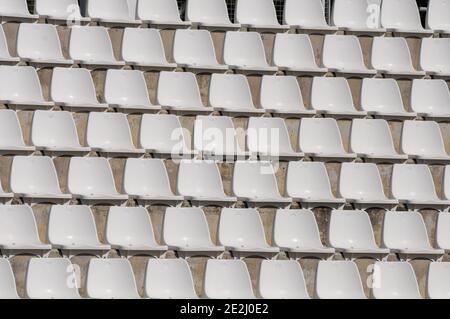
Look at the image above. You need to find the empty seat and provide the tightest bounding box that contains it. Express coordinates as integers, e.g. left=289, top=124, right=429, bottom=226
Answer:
left=426, top=0, right=450, bottom=34
left=446, top=166, right=450, bottom=201
left=274, top=209, right=335, bottom=259
left=223, top=32, right=278, bottom=75
left=123, top=158, right=184, bottom=206
left=286, top=161, right=346, bottom=209
left=235, top=0, right=289, bottom=33
left=272, top=34, right=328, bottom=76
left=339, top=163, right=399, bottom=209
left=0, top=66, right=54, bottom=110
left=10, top=156, right=71, bottom=204
left=360, top=78, right=416, bottom=119
left=383, top=211, right=444, bottom=260
left=329, top=210, right=390, bottom=259
left=322, top=35, right=376, bottom=77
left=311, top=77, right=367, bottom=118
left=48, top=205, right=110, bottom=258
left=371, top=262, right=422, bottom=299
left=136, top=0, right=191, bottom=28
left=0, top=0, right=38, bottom=22
left=157, top=71, right=212, bottom=115
left=247, top=117, right=303, bottom=160
left=26, top=258, right=81, bottom=299
left=259, top=75, right=315, bottom=117
left=106, top=206, right=168, bottom=257
left=16, top=23, right=73, bottom=67
left=350, top=119, right=408, bottom=163
left=427, top=262, right=450, bottom=299
left=299, top=118, right=357, bottom=161
left=185, top=0, right=240, bottom=31
left=69, top=26, right=125, bottom=69
left=259, top=260, right=310, bottom=299
left=31, top=110, right=90, bottom=156
left=0, top=259, right=19, bottom=299
left=381, top=0, right=433, bottom=36
left=163, top=207, right=224, bottom=258
left=437, top=212, right=450, bottom=253
left=371, top=37, right=426, bottom=79
left=401, top=120, right=450, bottom=164
left=87, top=112, right=144, bottom=157
left=68, top=157, right=129, bottom=205
left=121, top=28, right=176, bottom=71
left=177, top=160, right=236, bottom=207
left=411, top=79, right=450, bottom=121
left=392, top=164, right=450, bottom=210
left=315, top=261, right=366, bottom=299
left=86, top=258, right=140, bottom=299
left=139, top=114, right=195, bottom=157
left=193, top=115, right=246, bottom=159
left=86, top=0, right=141, bottom=27
left=173, top=30, right=228, bottom=73
left=420, top=38, right=450, bottom=78
left=233, top=161, right=292, bottom=208
left=145, top=259, right=198, bottom=299
left=209, top=73, right=265, bottom=116
left=284, top=0, right=337, bottom=34
left=0, top=109, right=35, bottom=155
left=0, top=24, right=19, bottom=65
left=35, top=0, right=90, bottom=24
left=0, top=205, right=51, bottom=257
left=50, top=68, right=108, bottom=112
left=332, top=0, right=386, bottom=35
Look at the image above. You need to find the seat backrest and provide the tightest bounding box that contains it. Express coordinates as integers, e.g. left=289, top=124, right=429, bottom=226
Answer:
left=0, top=205, right=43, bottom=246
left=69, top=26, right=116, bottom=62
left=235, top=0, right=280, bottom=26
left=247, top=117, right=295, bottom=155
left=186, top=0, right=232, bottom=25
left=104, top=70, right=152, bottom=107
left=371, top=37, right=415, bottom=72
left=299, top=118, right=347, bottom=154
left=86, top=0, right=134, bottom=20
left=284, top=0, right=328, bottom=27
left=232, top=161, right=282, bottom=198
left=0, top=259, right=19, bottom=299
left=381, top=0, right=424, bottom=30
left=273, top=33, right=319, bottom=70
left=260, top=75, right=307, bottom=111
left=411, top=79, right=450, bottom=114
left=209, top=73, right=255, bottom=110
left=350, top=119, right=398, bottom=156
left=286, top=161, right=335, bottom=199
left=87, top=112, right=135, bottom=150
left=332, top=0, right=381, bottom=29
left=391, top=164, right=440, bottom=201
left=137, top=0, right=182, bottom=22
left=0, top=109, right=27, bottom=148
left=339, top=162, right=388, bottom=200
left=361, top=78, right=406, bottom=113
left=322, top=35, right=367, bottom=70
left=157, top=71, right=204, bottom=108
left=436, top=212, right=450, bottom=249
left=311, top=77, right=356, bottom=112
left=35, top=0, right=82, bottom=19
left=0, top=0, right=32, bottom=16
left=173, top=29, right=220, bottom=66
left=427, top=262, right=450, bottom=299
left=426, top=0, right=450, bottom=31
left=121, top=28, right=169, bottom=65
left=445, top=166, right=450, bottom=200
left=51, top=67, right=99, bottom=104
left=223, top=31, right=269, bottom=68
left=0, top=66, right=46, bottom=102
left=420, top=38, right=450, bottom=73
left=17, top=23, right=65, bottom=61
left=401, top=120, right=447, bottom=157
left=372, top=262, right=421, bottom=299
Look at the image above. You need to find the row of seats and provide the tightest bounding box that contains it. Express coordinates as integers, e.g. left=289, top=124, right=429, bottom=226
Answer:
left=1, top=157, right=449, bottom=211
left=5, top=0, right=450, bottom=37
left=1, top=257, right=450, bottom=299
left=0, top=204, right=449, bottom=261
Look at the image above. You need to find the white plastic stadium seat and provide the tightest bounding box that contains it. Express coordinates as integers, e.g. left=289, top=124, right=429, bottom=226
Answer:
left=0, top=259, right=19, bottom=299
left=26, top=258, right=81, bottom=299
left=10, top=156, right=71, bottom=204
left=219, top=208, right=279, bottom=259
left=235, top=0, right=289, bottom=33
left=426, top=0, right=450, bottom=34
left=360, top=78, right=416, bottom=119
left=446, top=166, right=450, bottom=201
left=391, top=164, right=450, bottom=211
left=315, top=261, right=366, bottom=299
left=0, top=109, right=35, bottom=155
left=0, top=0, right=38, bottom=22
left=204, top=259, right=255, bottom=299
left=69, top=26, right=125, bottom=69
left=259, top=75, right=316, bottom=117
left=311, top=77, right=367, bottom=118
left=233, top=161, right=292, bottom=208
left=86, top=112, right=145, bottom=157
left=0, top=66, right=54, bottom=110
left=48, top=205, right=110, bottom=258
left=173, top=30, right=228, bottom=73
left=35, top=0, right=90, bottom=24
left=273, top=209, right=335, bottom=259
left=427, top=262, right=450, bottom=299
left=322, top=35, right=376, bottom=77
left=420, top=38, right=450, bottom=79
left=106, top=206, right=168, bottom=258
left=31, top=110, right=90, bottom=156
left=16, top=23, right=73, bottom=67
left=145, top=259, right=198, bottom=299
left=350, top=119, right=408, bottom=163
left=209, top=74, right=265, bottom=116
left=121, top=28, right=177, bottom=71
left=284, top=0, right=338, bottom=34
left=163, top=207, right=224, bottom=258
left=177, top=159, right=236, bottom=207
left=0, top=24, right=19, bottom=65
left=272, top=34, right=328, bottom=76
left=299, top=118, right=357, bottom=161
left=371, top=37, right=426, bottom=79
left=258, top=260, right=310, bottom=299
left=411, top=79, right=450, bottom=121
left=86, top=258, right=140, bottom=299
left=0, top=205, right=51, bottom=257
left=86, top=0, right=141, bottom=27
left=371, top=262, right=422, bottom=299
left=50, top=68, right=108, bottom=112
left=185, top=0, right=241, bottom=31
left=329, top=210, right=390, bottom=260
left=223, top=32, right=278, bottom=75
left=286, top=162, right=346, bottom=209
left=136, top=0, right=191, bottom=29
left=437, top=212, right=450, bottom=253
left=68, top=157, right=129, bottom=205
left=383, top=211, right=444, bottom=260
